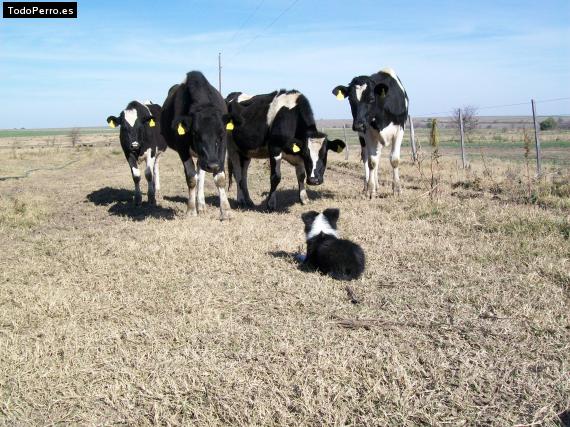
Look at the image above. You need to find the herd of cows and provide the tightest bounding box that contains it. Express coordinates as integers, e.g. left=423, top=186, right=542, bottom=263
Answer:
left=106, top=68, right=409, bottom=220
left=105, top=68, right=408, bottom=279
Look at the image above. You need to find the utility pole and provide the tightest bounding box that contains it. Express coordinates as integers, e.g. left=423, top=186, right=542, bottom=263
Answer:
left=531, top=99, right=542, bottom=176
left=218, top=52, right=222, bottom=94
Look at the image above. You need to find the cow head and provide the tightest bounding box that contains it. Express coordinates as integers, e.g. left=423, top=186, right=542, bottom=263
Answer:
left=173, top=106, right=234, bottom=174
left=332, top=76, right=378, bottom=133
left=333, top=74, right=408, bottom=133
left=286, top=130, right=345, bottom=186
left=107, top=101, right=157, bottom=152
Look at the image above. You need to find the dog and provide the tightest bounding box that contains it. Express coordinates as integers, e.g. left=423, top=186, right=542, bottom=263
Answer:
left=300, top=208, right=365, bottom=280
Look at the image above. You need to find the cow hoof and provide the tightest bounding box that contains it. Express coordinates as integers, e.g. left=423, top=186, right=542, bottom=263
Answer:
left=393, top=183, right=402, bottom=195
left=186, top=207, right=197, bottom=217
left=299, top=191, right=309, bottom=205
left=197, top=203, right=206, bottom=214
left=134, top=194, right=142, bottom=206
left=148, top=194, right=156, bottom=206
left=220, top=210, right=232, bottom=221
left=238, top=199, right=254, bottom=209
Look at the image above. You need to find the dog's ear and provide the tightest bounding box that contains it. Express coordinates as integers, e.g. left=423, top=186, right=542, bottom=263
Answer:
left=323, top=208, right=340, bottom=229
left=301, top=211, right=319, bottom=227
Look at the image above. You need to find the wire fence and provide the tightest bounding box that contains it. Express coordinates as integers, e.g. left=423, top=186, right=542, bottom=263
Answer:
left=319, top=97, right=570, bottom=172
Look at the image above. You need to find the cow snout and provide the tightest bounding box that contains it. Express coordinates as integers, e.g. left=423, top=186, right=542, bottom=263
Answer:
left=206, top=162, right=220, bottom=173
left=130, top=141, right=140, bottom=149
left=307, top=176, right=321, bottom=186
left=352, top=122, right=366, bottom=133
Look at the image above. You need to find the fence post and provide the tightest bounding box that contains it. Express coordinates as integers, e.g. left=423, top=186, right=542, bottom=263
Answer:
left=408, top=116, right=417, bottom=162
left=459, top=108, right=467, bottom=168
left=343, top=124, right=349, bottom=160
left=531, top=99, right=542, bottom=176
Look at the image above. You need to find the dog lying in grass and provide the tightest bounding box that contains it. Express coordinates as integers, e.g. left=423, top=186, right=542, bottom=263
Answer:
left=300, top=208, right=365, bottom=280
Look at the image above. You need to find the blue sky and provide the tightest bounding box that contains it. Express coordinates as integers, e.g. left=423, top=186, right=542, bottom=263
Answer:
left=0, top=0, right=569, bottom=128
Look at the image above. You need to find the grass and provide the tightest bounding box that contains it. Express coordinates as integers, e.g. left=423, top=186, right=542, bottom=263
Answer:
left=0, top=135, right=569, bottom=425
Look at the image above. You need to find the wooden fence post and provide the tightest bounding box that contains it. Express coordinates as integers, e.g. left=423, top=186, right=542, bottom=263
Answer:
left=531, top=99, right=542, bottom=176
left=459, top=108, right=467, bottom=168
left=408, top=116, right=417, bottom=162
left=343, top=124, right=349, bottom=160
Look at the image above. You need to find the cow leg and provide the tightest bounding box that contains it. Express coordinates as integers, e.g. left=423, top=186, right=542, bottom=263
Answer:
left=229, top=145, right=253, bottom=208
left=390, top=126, right=404, bottom=195
left=145, top=152, right=156, bottom=205
left=359, top=136, right=369, bottom=193
left=366, top=141, right=381, bottom=199
left=267, top=153, right=282, bottom=211
left=196, top=166, right=206, bottom=214
left=295, top=162, right=308, bottom=205
left=214, top=171, right=232, bottom=221
left=128, top=155, right=142, bottom=206
left=153, top=154, right=161, bottom=202
left=183, top=157, right=197, bottom=216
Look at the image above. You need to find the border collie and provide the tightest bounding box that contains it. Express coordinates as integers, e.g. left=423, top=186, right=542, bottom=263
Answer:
left=300, top=208, right=365, bottom=280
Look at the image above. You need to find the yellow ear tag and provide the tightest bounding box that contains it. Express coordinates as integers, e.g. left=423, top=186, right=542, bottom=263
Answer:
left=108, top=120, right=116, bottom=128
left=292, top=144, right=300, bottom=153
left=226, top=121, right=234, bottom=131
left=177, top=123, right=186, bottom=135
left=149, top=119, right=156, bottom=127
left=336, top=91, right=345, bottom=100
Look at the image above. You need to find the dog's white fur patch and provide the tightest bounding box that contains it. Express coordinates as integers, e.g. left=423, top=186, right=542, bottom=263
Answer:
left=307, top=213, right=339, bottom=240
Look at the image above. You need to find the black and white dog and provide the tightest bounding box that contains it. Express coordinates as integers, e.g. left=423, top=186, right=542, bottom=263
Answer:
left=300, top=208, right=365, bottom=280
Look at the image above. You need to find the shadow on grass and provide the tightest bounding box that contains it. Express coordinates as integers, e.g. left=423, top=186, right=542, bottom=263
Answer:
left=267, top=250, right=310, bottom=272
left=86, top=187, right=176, bottom=221
left=229, top=188, right=336, bottom=213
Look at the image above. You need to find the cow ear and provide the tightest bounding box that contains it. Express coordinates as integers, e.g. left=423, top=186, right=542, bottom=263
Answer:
left=172, top=115, right=191, bottom=135
left=375, top=83, right=407, bottom=116
left=327, top=139, right=346, bottom=153
left=332, top=85, right=348, bottom=100
left=301, top=211, right=319, bottom=227
left=322, top=208, right=340, bottom=228
left=107, top=116, right=120, bottom=128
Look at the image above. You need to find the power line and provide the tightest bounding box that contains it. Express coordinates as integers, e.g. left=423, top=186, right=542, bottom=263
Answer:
left=228, top=0, right=301, bottom=60
left=227, top=0, right=267, bottom=44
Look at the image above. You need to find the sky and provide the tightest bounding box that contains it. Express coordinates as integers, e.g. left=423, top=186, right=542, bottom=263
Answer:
left=0, top=0, right=569, bottom=128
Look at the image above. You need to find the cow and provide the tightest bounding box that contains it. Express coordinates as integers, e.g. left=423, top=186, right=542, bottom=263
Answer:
left=225, top=90, right=346, bottom=210
left=332, top=68, right=409, bottom=198
left=161, top=71, right=232, bottom=220
left=106, top=100, right=167, bottom=206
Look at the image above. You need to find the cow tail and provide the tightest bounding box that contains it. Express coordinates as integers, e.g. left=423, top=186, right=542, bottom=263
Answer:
left=227, top=155, right=233, bottom=190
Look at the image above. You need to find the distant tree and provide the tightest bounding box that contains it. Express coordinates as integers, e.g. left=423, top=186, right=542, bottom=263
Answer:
left=452, top=105, right=479, bottom=135
left=539, top=117, right=557, bottom=131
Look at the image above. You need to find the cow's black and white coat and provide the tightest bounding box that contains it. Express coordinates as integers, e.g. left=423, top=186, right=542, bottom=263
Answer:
left=226, top=90, right=345, bottom=210
left=333, top=68, right=408, bottom=197
left=107, top=101, right=167, bottom=205
left=161, top=71, right=232, bottom=220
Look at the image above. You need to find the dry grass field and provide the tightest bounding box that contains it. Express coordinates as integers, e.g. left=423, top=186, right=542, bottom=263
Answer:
left=1, top=133, right=569, bottom=425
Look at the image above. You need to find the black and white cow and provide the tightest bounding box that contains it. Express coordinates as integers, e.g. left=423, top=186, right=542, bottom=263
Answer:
left=161, top=71, right=232, bottom=220
left=226, top=90, right=345, bottom=210
left=107, top=101, right=167, bottom=205
left=332, top=68, right=408, bottom=197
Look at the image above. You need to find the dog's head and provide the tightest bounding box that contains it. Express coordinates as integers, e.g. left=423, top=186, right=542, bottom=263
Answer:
left=301, top=208, right=340, bottom=240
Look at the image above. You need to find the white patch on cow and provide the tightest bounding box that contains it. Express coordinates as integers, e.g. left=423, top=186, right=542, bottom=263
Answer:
left=237, top=93, right=253, bottom=103
left=379, top=122, right=400, bottom=146
left=124, top=108, right=138, bottom=127
left=308, top=137, right=324, bottom=178
left=355, top=84, right=367, bottom=101
left=380, top=67, right=405, bottom=94
left=274, top=153, right=282, bottom=161
left=131, top=167, right=140, bottom=178
left=307, top=213, right=339, bottom=240
left=266, top=92, right=300, bottom=126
